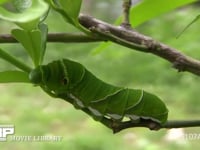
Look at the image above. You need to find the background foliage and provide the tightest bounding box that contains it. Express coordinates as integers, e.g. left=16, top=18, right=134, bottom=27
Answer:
left=0, top=0, right=200, bottom=149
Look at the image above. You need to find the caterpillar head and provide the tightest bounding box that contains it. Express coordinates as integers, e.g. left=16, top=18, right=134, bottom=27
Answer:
left=29, top=60, right=70, bottom=96
left=29, top=59, right=85, bottom=96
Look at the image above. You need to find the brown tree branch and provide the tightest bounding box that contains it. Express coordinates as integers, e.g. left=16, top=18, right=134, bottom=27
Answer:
left=78, top=14, right=200, bottom=76
left=0, top=33, right=101, bottom=43
left=1, top=14, right=200, bottom=76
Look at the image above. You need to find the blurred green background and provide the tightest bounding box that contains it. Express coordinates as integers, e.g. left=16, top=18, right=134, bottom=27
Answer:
left=0, top=0, right=200, bottom=149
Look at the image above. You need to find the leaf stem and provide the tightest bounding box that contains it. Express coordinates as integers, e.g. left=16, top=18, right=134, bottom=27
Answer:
left=0, top=48, right=32, bottom=73
left=0, top=33, right=102, bottom=43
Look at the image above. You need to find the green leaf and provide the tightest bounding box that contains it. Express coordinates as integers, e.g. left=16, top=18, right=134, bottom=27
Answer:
left=0, top=0, right=49, bottom=30
left=44, top=0, right=73, bottom=24
left=12, top=28, right=47, bottom=67
left=45, top=0, right=82, bottom=26
left=130, top=0, right=197, bottom=27
left=59, top=0, right=82, bottom=20
left=0, top=71, right=30, bottom=83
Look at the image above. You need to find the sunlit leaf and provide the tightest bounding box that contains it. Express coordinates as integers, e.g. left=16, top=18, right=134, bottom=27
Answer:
left=0, top=71, right=30, bottom=83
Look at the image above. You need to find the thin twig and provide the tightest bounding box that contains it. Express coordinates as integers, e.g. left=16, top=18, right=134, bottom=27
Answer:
left=162, top=120, right=200, bottom=128
left=121, top=0, right=132, bottom=28
left=0, top=34, right=18, bottom=43
left=47, top=33, right=102, bottom=42
left=0, top=33, right=102, bottom=43
left=111, top=119, right=200, bottom=133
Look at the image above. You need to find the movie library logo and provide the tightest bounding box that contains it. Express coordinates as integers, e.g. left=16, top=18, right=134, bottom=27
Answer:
left=0, top=125, right=14, bottom=141
left=0, top=124, right=62, bottom=142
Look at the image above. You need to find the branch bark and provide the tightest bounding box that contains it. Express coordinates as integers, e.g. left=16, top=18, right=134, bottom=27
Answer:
left=1, top=15, right=200, bottom=76
left=1, top=19, right=200, bottom=77
left=78, top=14, right=200, bottom=76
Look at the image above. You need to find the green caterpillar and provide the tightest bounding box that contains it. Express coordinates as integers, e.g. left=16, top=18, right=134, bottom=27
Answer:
left=29, top=59, right=168, bottom=130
